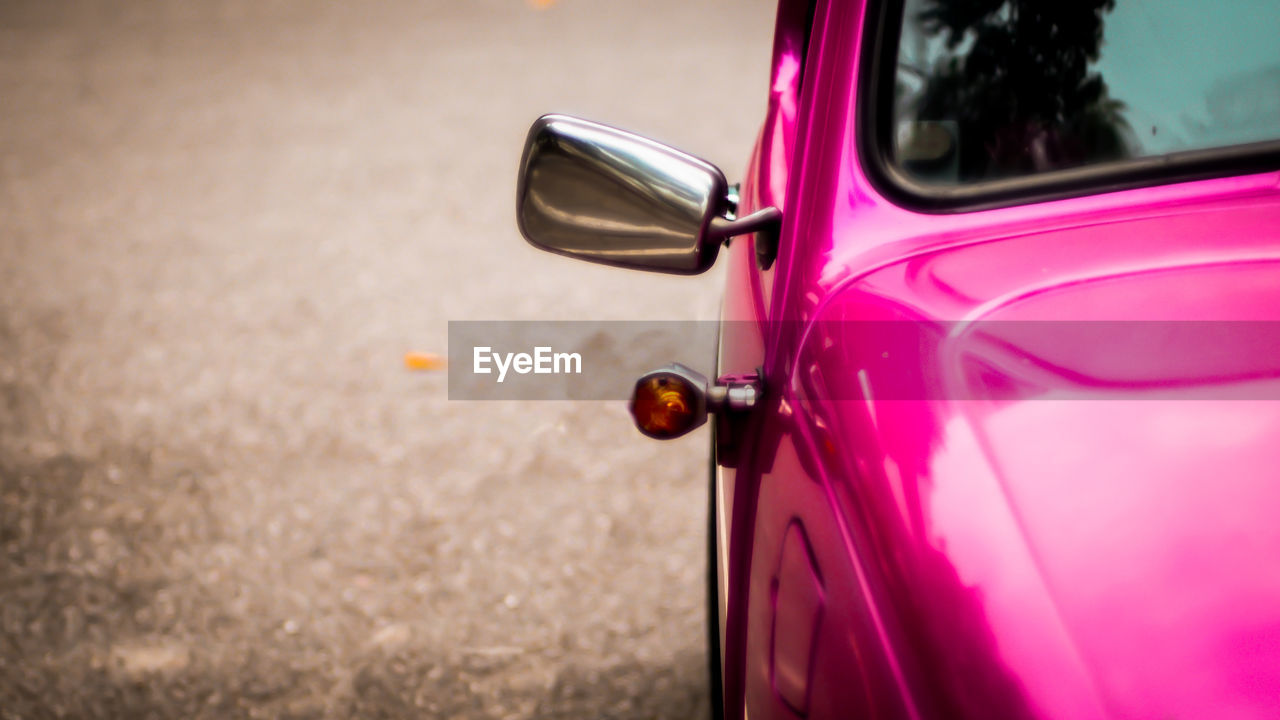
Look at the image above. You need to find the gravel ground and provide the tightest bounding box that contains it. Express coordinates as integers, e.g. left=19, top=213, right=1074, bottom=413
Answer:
left=0, top=2, right=773, bottom=718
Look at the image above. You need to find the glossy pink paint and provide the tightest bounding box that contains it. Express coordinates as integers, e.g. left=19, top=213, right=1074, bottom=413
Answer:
left=719, top=0, right=1280, bottom=718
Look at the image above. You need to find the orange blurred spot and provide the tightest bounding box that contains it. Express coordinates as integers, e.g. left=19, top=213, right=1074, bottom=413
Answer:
left=404, top=351, right=446, bottom=371
left=528, top=0, right=557, bottom=8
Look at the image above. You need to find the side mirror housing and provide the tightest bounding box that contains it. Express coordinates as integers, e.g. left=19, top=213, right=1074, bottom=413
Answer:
left=516, top=114, right=778, bottom=275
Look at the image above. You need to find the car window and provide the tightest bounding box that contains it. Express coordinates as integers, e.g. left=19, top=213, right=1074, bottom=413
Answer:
left=890, top=0, right=1280, bottom=186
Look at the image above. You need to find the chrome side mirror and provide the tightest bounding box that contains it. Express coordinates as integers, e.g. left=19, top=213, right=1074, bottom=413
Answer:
left=516, top=114, right=780, bottom=275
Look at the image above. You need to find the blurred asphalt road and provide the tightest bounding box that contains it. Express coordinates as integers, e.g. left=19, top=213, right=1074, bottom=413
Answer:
left=0, top=1, right=773, bottom=718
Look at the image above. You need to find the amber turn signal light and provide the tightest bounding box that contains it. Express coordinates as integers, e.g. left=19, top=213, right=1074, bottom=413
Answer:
left=629, top=364, right=709, bottom=440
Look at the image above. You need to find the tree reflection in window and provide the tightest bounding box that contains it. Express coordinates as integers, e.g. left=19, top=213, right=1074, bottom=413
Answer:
left=896, top=0, right=1134, bottom=184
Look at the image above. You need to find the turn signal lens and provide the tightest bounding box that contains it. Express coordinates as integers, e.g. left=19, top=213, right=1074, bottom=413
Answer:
left=631, top=375, right=698, bottom=438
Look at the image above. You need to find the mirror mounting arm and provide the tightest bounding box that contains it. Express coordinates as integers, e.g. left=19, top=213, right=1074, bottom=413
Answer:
left=709, top=206, right=783, bottom=271
left=707, top=206, right=782, bottom=242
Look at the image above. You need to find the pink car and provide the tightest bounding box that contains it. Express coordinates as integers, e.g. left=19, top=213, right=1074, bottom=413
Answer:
left=517, top=0, right=1280, bottom=718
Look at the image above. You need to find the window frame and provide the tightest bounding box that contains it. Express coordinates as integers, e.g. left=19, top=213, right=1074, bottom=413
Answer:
left=856, top=0, right=1280, bottom=214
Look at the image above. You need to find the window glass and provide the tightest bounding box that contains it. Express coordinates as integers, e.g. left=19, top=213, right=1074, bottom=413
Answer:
left=891, top=0, right=1280, bottom=185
